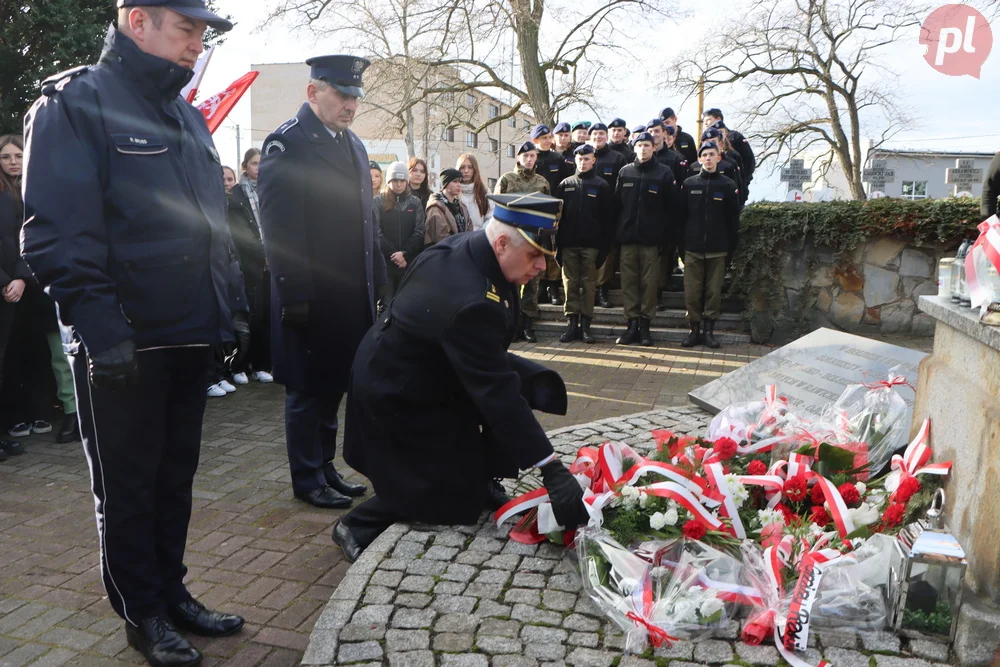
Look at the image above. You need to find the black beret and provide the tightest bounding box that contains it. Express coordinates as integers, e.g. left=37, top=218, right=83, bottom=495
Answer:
left=517, top=141, right=538, bottom=155
left=608, top=118, right=628, bottom=129
left=573, top=144, right=595, bottom=156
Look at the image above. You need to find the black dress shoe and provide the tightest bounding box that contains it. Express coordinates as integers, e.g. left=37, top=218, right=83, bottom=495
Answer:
left=125, top=616, right=202, bottom=667
left=294, top=486, right=352, bottom=509
left=169, top=598, right=244, bottom=637
left=487, top=478, right=510, bottom=511
left=324, top=465, right=367, bottom=497
left=57, top=413, right=80, bottom=444
left=332, top=519, right=362, bottom=563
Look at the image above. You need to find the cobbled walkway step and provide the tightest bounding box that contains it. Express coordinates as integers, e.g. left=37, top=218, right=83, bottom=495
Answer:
left=566, top=289, right=745, bottom=313
left=533, top=320, right=752, bottom=345
left=536, top=304, right=747, bottom=331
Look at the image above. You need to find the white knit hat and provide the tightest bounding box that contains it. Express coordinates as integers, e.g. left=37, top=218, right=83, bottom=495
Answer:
left=386, top=161, right=408, bottom=182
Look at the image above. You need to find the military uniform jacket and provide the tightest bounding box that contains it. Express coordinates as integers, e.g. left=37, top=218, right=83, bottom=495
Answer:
left=614, top=159, right=677, bottom=247
left=673, top=128, right=698, bottom=166
left=494, top=165, right=550, bottom=195
left=594, top=145, right=627, bottom=191
left=20, top=26, right=238, bottom=355
left=344, top=231, right=563, bottom=524
left=655, top=145, right=689, bottom=186
left=258, top=103, right=387, bottom=394
left=727, top=130, right=756, bottom=183
left=555, top=170, right=614, bottom=256
left=609, top=140, right=636, bottom=164
left=678, top=169, right=741, bottom=255
left=537, top=149, right=571, bottom=194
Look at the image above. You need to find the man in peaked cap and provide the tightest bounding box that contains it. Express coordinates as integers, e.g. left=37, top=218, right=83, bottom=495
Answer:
left=259, top=54, right=386, bottom=514
left=337, top=194, right=588, bottom=561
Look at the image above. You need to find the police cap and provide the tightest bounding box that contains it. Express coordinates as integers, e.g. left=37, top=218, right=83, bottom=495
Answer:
left=488, top=192, right=562, bottom=257
left=306, top=54, right=370, bottom=98
left=664, top=125, right=677, bottom=136
left=117, top=0, right=233, bottom=31
left=608, top=118, right=628, bottom=129
left=531, top=124, right=552, bottom=140
left=588, top=122, right=608, bottom=134
left=553, top=122, right=572, bottom=134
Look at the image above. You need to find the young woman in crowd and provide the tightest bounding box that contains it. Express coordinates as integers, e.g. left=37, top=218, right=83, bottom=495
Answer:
left=424, top=168, right=472, bottom=246
left=456, top=153, right=494, bottom=231
left=375, top=162, right=425, bottom=311
left=408, top=157, right=432, bottom=207
left=226, top=149, right=273, bottom=386
left=369, top=161, right=383, bottom=194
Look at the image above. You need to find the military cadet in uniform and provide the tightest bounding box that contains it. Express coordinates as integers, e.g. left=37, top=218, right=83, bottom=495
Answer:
left=660, top=107, right=698, bottom=166
left=677, top=142, right=740, bottom=349
left=553, top=122, right=574, bottom=156
left=334, top=196, right=589, bottom=561
left=703, top=108, right=756, bottom=193
left=258, top=55, right=385, bottom=510
left=589, top=123, right=627, bottom=192
left=614, top=132, right=677, bottom=347
left=652, top=124, right=689, bottom=310
left=21, top=2, right=245, bottom=664
left=608, top=118, right=636, bottom=163
left=531, top=124, right=570, bottom=306
left=700, top=128, right=745, bottom=202
left=569, top=121, right=591, bottom=153
left=630, top=124, right=647, bottom=144
left=494, top=142, right=551, bottom=342
left=555, top=145, right=614, bottom=344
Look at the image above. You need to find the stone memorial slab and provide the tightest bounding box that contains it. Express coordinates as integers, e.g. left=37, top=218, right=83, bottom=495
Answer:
left=688, top=328, right=927, bottom=420
left=946, top=158, right=983, bottom=197
left=863, top=158, right=895, bottom=191
left=780, top=159, right=813, bottom=192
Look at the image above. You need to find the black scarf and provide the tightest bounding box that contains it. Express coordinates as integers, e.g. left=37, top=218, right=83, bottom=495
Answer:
left=435, top=192, right=467, bottom=232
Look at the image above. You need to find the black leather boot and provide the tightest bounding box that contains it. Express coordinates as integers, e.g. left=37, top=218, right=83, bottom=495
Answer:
left=522, top=316, right=537, bottom=343
left=639, top=318, right=653, bottom=346
left=125, top=617, right=203, bottom=667
left=549, top=282, right=561, bottom=305
left=581, top=316, right=596, bottom=344
left=598, top=285, right=612, bottom=308
left=324, top=463, right=367, bottom=497
left=681, top=322, right=701, bottom=347
left=559, top=315, right=579, bottom=343
left=616, top=319, right=639, bottom=345
left=704, top=319, right=721, bottom=349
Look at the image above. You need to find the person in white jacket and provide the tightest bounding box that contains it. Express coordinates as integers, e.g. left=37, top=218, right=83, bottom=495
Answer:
left=456, top=153, right=494, bottom=230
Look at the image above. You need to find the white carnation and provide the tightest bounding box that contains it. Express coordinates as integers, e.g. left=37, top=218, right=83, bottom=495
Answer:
left=855, top=481, right=867, bottom=495
left=700, top=596, right=724, bottom=619
left=673, top=599, right=698, bottom=623
left=808, top=522, right=824, bottom=537
left=649, top=512, right=667, bottom=530
left=850, top=502, right=880, bottom=526
left=664, top=507, right=679, bottom=526
left=639, top=491, right=650, bottom=509
left=725, top=474, right=750, bottom=505
left=757, top=508, right=785, bottom=527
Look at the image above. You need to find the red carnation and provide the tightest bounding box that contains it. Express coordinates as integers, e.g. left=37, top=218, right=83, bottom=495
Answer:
left=722, top=465, right=731, bottom=475
left=747, top=460, right=767, bottom=476
left=895, top=477, right=921, bottom=504
left=809, top=483, right=827, bottom=506
left=682, top=520, right=707, bottom=540
left=713, top=437, right=738, bottom=461
left=783, top=475, right=809, bottom=503
left=838, top=482, right=861, bottom=506
left=774, top=503, right=798, bottom=525
left=810, top=506, right=832, bottom=526
left=676, top=455, right=693, bottom=468
left=882, top=502, right=907, bottom=528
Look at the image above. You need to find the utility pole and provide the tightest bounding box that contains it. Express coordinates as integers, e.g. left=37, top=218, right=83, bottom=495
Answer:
left=235, top=123, right=241, bottom=166
left=696, top=76, right=704, bottom=148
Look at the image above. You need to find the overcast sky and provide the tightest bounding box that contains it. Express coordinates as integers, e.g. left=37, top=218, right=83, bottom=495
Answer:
left=197, top=0, right=998, bottom=201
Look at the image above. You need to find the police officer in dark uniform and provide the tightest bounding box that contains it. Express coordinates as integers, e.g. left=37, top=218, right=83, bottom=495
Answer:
left=608, top=118, right=636, bottom=163
left=333, top=195, right=589, bottom=560
left=259, top=55, right=386, bottom=510
left=21, top=2, right=245, bottom=665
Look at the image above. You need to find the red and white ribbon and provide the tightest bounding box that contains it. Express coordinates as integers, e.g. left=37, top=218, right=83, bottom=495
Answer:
left=966, top=216, right=1000, bottom=309
left=890, top=418, right=951, bottom=479
left=704, top=462, right=746, bottom=539
left=642, top=481, right=723, bottom=530
left=811, top=475, right=856, bottom=538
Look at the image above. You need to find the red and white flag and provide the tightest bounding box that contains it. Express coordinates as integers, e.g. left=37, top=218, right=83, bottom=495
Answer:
left=181, top=46, right=216, bottom=104
left=197, top=71, right=259, bottom=134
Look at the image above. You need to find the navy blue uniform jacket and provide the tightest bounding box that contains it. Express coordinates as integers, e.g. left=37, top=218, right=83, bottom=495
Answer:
left=20, top=27, right=239, bottom=355
left=258, top=104, right=386, bottom=394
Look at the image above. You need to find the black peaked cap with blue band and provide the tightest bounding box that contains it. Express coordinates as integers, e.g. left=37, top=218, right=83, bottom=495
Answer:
left=118, top=0, right=233, bottom=31
left=306, top=55, right=371, bottom=98
left=488, top=192, right=562, bottom=257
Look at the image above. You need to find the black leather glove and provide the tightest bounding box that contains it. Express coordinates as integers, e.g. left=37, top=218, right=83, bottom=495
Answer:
left=281, top=302, right=309, bottom=329
left=90, top=339, right=139, bottom=391
left=226, top=311, right=251, bottom=372
left=540, top=459, right=588, bottom=530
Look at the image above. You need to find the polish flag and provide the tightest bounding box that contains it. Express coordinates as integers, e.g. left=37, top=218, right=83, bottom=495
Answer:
left=197, top=71, right=259, bottom=134
left=181, top=46, right=216, bottom=104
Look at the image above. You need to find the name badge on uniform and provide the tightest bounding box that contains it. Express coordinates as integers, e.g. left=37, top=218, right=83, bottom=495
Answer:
left=624, top=182, right=634, bottom=188
left=691, top=190, right=703, bottom=195
left=565, top=186, right=577, bottom=192
left=112, top=134, right=167, bottom=156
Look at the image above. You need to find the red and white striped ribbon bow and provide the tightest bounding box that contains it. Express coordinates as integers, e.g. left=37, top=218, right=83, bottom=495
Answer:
left=966, top=215, right=1000, bottom=309
left=889, top=418, right=951, bottom=484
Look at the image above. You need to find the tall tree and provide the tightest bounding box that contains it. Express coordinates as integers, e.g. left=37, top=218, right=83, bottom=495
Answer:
left=0, top=1, right=229, bottom=135
left=667, top=0, right=924, bottom=200
left=266, top=0, right=666, bottom=133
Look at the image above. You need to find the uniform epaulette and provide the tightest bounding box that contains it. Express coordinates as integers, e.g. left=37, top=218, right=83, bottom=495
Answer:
left=41, top=66, right=90, bottom=96
left=263, top=118, right=299, bottom=155
left=276, top=118, right=299, bottom=135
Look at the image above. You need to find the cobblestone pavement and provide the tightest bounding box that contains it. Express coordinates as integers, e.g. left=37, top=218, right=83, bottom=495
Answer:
left=303, top=409, right=955, bottom=667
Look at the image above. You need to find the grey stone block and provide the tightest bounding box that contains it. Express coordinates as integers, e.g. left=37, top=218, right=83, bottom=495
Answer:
left=512, top=603, right=563, bottom=626
left=900, top=248, right=935, bottom=278
left=816, top=629, right=858, bottom=649
left=380, top=557, right=409, bottom=571
left=434, top=613, right=479, bottom=634
left=302, top=630, right=337, bottom=665
left=735, top=643, right=779, bottom=665
left=385, top=629, right=430, bottom=652
left=370, top=570, right=404, bottom=587
left=821, top=648, right=870, bottom=667
left=395, top=593, right=432, bottom=608
left=455, top=550, right=492, bottom=565
left=504, top=587, right=542, bottom=605
left=443, top=563, right=477, bottom=582
left=430, top=595, right=477, bottom=614
left=542, top=590, right=577, bottom=611
left=502, top=541, right=539, bottom=556
left=520, top=557, right=558, bottom=573
left=433, top=531, right=468, bottom=547
left=565, top=647, right=617, bottom=667
left=433, top=581, right=467, bottom=596
left=573, top=597, right=603, bottom=617
left=693, top=639, right=733, bottom=663
left=549, top=574, right=582, bottom=592
left=474, top=600, right=512, bottom=618
left=652, top=641, right=694, bottom=659
left=338, top=641, right=383, bottom=663
left=521, top=625, right=569, bottom=643
left=363, top=586, right=394, bottom=605
left=339, top=623, right=387, bottom=642
left=513, top=572, right=547, bottom=589
left=568, top=631, right=599, bottom=648
left=874, top=656, right=931, bottom=667
left=441, top=655, right=489, bottom=667
left=619, top=657, right=655, bottom=667
left=468, top=537, right=504, bottom=553
left=955, top=591, right=1000, bottom=667
left=405, top=559, right=447, bottom=576
left=526, top=641, right=568, bottom=661
left=391, top=608, right=436, bottom=629
left=859, top=630, right=901, bottom=652
left=434, top=633, right=475, bottom=652
left=476, top=635, right=523, bottom=654
left=352, top=605, right=393, bottom=625
left=398, top=575, right=435, bottom=593
left=392, top=541, right=426, bottom=559
left=388, top=650, right=435, bottom=667
left=474, top=569, right=512, bottom=585
left=535, top=543, right=566, bottom=560
left=480, top=618, right=523, bottom=637
left=484, top=554, right=522, bottom=571
left=465, top=582, right=504, bottom=599
left=713, top=619, right=740, bottom=640
left=563, top=614, right=601, bottom=632
left=424, top=545, right=459, bottom=561
left=863, top=264, right=900, bottom=307
left=493, top=657, right=541, bottom=667
left=401, top=529, right=434, bottom=543
left=909, top=639, right=950, bottom=662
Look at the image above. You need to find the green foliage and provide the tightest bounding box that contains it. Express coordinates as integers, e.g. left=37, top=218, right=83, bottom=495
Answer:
left=731, top=198, right=983, bottom=337
left=605, top=509, right=645, bottom=547
left=903, top=601, right=952, bottom=635
left=0, top=1, right=230, bottom=135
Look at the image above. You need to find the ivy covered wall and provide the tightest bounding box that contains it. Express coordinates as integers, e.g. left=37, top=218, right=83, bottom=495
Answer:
left=731, top=199, right=983, bottom=343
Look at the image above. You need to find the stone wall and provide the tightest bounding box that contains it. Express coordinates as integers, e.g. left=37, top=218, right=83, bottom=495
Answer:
left=772, top=236, right=950, bottom=342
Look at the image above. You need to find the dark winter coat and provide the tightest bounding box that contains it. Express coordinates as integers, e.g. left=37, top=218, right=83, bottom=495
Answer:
left=594, top=144, right=627, bottom=192
left=678, top=169, right=741, bottom=255
left=375, top=192, right=425, bottom=260
left=555, top=170, right=615, bottom=263
left=614, top=158, right=677, bottom=247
